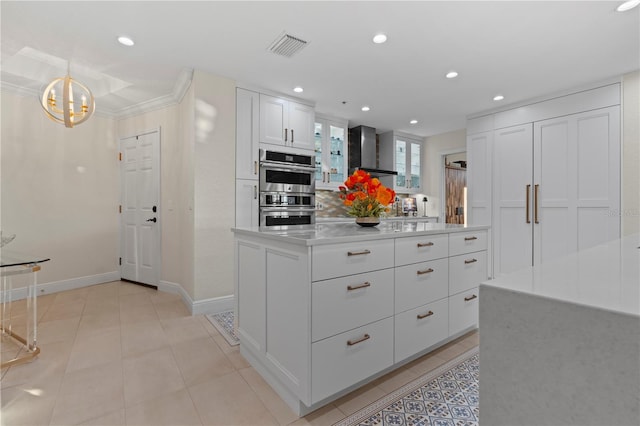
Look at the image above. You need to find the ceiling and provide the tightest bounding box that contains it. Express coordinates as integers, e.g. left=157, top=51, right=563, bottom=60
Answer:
left=2, top=1, right=639, bottom=137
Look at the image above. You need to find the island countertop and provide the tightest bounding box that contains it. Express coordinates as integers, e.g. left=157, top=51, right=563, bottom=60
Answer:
left=232, top=221, right=489, bottom=246
left=481, top=233, right=640, bottom=317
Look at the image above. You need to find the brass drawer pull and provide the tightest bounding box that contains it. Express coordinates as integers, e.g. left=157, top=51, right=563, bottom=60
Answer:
left=464, top=258, right=477, bottom=264
left=347, top=249, right=371, bottom=256
left=464, top=294, right=478, bottom=302
left=284, top=128, right=288, bottom=142
left=417, top=242, right=434, bottom=248
left=417, top=268, right=434, bottom=275
left=464, top=236, right=478, bottom=241
left=347, top=334, right=370, bottom=346
left=526, top=184, right=531, bottom=223
left=347, top=282, right=371, bottom=291
left=417, top=310, right=434, bottom=319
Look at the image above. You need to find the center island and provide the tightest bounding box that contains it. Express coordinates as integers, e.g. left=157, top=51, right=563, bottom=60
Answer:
left=232, top=221, right=490, bottom=415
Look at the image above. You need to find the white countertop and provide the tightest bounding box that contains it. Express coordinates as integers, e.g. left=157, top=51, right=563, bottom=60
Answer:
left=481, top=234, right=640, bottom=316
left=232, top=221, right=489, bottom=246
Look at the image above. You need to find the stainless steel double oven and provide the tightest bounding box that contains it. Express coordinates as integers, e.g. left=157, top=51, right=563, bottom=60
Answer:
left=259, top=149, right=316, bottom=227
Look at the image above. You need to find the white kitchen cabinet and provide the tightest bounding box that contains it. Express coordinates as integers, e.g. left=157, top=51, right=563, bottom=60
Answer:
left=259, top=94, right=314, bottom=151
left=492, top=107, right=620, bottom=277
left=467, top=83, right=621, bottom=278
left=379, top=131, right=424, bottom=194
left=234, top=226, right=487, bottom=415
left=236, top=88, right=260, bottom=181
left=235, top=179, right=259, bottom=228
left=314, top=115, right=348, bottom=190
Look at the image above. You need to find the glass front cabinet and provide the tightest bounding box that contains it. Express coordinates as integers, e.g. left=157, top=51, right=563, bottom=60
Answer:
left=379, top=131, right=424, bottom=194
left=314, top=115, right=348, bottom=190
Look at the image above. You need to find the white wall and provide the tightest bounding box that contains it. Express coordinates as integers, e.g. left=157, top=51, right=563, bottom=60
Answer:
left=423, top=129, right=467, bottom=218
left=192, top=70, right=236, bottom=301
left=1, top=91, right=118, bottom=286
left=622, top=70, right=640, bottom=236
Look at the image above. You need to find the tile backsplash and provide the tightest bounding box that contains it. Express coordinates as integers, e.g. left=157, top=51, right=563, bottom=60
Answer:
left=315, top=190, right=419, bottom=218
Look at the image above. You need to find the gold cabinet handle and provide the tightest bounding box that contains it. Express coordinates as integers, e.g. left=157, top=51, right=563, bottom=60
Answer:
left=291, top=129, right=294, bottom=143
left=464, top=258, right=477, bottom=264
left=464, top=236, right=478, bottom=241
left=417, top=310, right=434, bottom=319
left=284, top=128, right=288, bottom=142
left=464, top=294, right=478, bottom=302
left=534, top=184, right=539, bottom=224
left=417, top=268, right=434, bottom=275
left=253, top=185, right=257, bottom=200
left=526, top=184, right=531, bottom=224
left=347, top=334, right=370, bottom=346
left=347, top=282, right=371, bottom=291
left=254, top=160, right=258, bottom=175
left=347, top=249, right=371, bottom=256
left=417, top=242, right=434, bottom=247
left=327, top=171, right=330, bottom=183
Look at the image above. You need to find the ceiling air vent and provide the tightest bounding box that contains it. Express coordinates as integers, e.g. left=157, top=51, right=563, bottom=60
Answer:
left=268, top=32, right=308, bottom=57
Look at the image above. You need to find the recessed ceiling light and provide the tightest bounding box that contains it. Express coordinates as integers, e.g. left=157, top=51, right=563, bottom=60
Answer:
left=410, top=120, right=418, bottom=124
left=617, top=0, right=640, bottom=12
left=372, top=33, right=387, bottom=44
left=446, top=71, right=458, bottom=79
left=293, top=86, right=303, bottom=93
left=493, top=95, right=505, bottom=101
left=361, top=106, right=371, bottom=112
left=117, top=36, right=135, bottom=46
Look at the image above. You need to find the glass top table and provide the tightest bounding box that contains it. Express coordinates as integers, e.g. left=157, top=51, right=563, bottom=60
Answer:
left=1, top=250, right=50, bottom=368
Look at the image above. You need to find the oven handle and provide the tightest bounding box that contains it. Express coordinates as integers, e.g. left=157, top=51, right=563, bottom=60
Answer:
left=260, top=207, right=317, bottom=213
left=260, top=161, right=316, bottom=173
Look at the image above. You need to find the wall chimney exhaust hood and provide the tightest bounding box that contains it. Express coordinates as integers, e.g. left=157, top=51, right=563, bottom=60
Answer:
left=348, top=125, right=398, bottom=176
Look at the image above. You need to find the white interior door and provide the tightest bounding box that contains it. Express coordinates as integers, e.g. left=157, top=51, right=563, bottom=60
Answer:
left=120, top=130, right=161, bottom=286
left=492, top=124, right=533, bottom=277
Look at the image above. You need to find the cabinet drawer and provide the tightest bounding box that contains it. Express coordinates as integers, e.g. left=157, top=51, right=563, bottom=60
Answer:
left=312, top=269, right=394, bottom=342
left=311, top=317, right=394, bottom=404
left=395, top=298, right=449, bottom=363
left=449, top=230, right=488, bottom=256
left=449, top=251, right=487, bottom=295
left=312, top=239, right=394, bottom=281
left=395, top=233, right=449, bottom=266
left=395, top=258, right=448, bottom=313
left=449, top=288, right=479, bottom=336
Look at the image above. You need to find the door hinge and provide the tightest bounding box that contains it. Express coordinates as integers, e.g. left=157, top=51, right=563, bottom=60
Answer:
left=118, top=152, right=122, bottom=161
left=119, top=257, right=122, bottom=266
left=119, top=205, right=122, bottom=213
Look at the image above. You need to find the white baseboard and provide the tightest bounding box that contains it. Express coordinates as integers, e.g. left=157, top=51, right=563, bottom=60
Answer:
left=158, top=280, right=234, bottom=315
left=0, top=271, right=120, bottom=302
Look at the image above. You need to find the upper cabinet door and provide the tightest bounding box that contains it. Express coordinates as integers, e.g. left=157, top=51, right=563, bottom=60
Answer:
left=288, top=102, right=315, bottom=151
left=236, top=88, right=260, bottom=180
left=315, top=116, right=348, bottom=190
left=259, top=94, right=315, bottom=151
left=260, top=94, right=288, bottom=146
left=380, top=132, right=424, bottom=194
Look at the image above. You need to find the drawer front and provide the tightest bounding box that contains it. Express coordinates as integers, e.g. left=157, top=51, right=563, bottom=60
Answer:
left=395, top=233, right=449, bottom=266
left=311, top=317, right=394, bottom=403
left=395, top=258, right=448, bottom=313
left=312, top=269, right=394, bottom=342
left=449, top=230, right=488, bottom=256
left=395, top=298, right=449, bottom=363
left=449, top=251, right=487, bottom=295
left=312, top=239, right=394, bottom=281
left=449, top=288, right=479, bottom=336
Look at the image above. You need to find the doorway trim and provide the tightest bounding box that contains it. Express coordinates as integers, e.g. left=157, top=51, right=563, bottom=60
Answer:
left=439, top=148, right=467, bottom=224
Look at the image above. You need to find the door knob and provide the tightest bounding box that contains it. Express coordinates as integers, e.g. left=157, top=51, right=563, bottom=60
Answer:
left=146, top=218, right=157, bottom=223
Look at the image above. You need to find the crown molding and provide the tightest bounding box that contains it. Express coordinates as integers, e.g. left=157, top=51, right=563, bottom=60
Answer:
left=1, top=68, right=194, bottom=121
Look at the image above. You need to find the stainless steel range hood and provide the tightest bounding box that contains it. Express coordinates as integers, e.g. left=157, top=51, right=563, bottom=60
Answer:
left=348, top=125, right=398, bottom=176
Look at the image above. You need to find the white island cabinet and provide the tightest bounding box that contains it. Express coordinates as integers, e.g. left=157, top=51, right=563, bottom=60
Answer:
left=233, top=222, right=489, bottom=415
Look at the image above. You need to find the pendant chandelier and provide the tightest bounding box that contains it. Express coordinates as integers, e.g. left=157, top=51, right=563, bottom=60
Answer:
left=41, top=63, right=95, bottom=128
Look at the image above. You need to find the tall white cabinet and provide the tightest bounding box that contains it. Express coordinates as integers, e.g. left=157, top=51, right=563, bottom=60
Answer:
left=467, top=83, right=621, bottom=278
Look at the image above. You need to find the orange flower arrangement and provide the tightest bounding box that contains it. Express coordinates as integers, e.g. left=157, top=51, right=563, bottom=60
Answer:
left=339, top=170, right=396, bottom=217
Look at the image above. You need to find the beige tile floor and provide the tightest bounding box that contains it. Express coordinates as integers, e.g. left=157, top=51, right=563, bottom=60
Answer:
left=0, top=280, right=478, bottom=426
